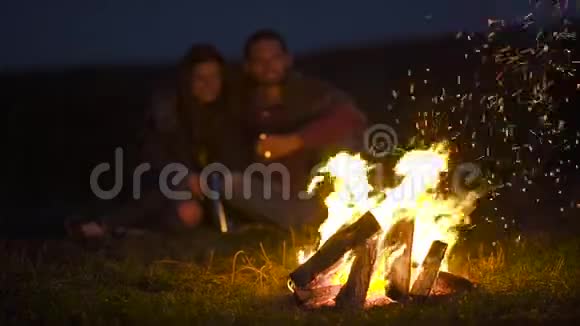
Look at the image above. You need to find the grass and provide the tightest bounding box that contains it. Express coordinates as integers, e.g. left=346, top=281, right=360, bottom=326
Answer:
left=1, top=227, right=579, bottom=325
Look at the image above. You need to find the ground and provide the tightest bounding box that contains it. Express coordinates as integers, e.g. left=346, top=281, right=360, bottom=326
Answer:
left=1, top=225, right=579, bottom=325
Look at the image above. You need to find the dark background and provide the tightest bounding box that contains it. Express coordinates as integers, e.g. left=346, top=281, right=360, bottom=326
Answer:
left=0, top=1, right=536, bottom=70
left=1, top=1, right=579, bottom=237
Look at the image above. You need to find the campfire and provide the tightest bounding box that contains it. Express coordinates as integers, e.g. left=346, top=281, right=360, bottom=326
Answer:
left=288, top=143, right=477, bottom=309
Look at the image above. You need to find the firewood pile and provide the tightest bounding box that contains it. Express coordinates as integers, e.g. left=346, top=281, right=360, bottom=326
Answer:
left=289, top=211, right=474, bottom=309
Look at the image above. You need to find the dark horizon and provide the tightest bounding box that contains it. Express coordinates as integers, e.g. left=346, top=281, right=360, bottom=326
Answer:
left=1, top=1, right=553, bottom=70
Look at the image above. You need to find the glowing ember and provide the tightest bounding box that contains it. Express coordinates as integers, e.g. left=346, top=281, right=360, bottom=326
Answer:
left=297, top=142, right=479, bottom=300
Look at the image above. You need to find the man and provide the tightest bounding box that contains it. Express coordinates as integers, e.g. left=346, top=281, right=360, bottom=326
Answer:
left=225, top=29, right=367, bottom=230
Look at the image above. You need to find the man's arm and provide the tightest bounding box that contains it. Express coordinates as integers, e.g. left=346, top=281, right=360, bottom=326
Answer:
left=297, top=85, right=367, bottom=150
left=255, top=79, right=367, bottom=160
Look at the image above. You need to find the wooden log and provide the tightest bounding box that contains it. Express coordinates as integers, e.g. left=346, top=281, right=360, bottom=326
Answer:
left=293, top=284, right=342, bottom=308
left=410, top=240, right=448, bottom=298
left=289, top=211, right=381, bottom=288
left=385, top=219, right=414, bottom=301
left=335, top=238, right=378, bottom=309
left=431, top=271, right=474, bottom=296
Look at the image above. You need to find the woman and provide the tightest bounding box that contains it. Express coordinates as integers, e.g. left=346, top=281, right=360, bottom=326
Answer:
left=67, top=44, right=232, bottom=240
left=150, top=43, right=230, bottom=228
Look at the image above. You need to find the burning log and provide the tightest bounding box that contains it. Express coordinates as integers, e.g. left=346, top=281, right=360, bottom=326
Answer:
left=385, top=219, right=414, bottom=301
left=287, top=147, right=480, bottom=309
left=431, top=271, right=475, bottom=296
left=335, top=238, right=378, bottom=309
left=292, top=284, right=342, bottom=309
left=289, top=211, right=381, bottom=288
left=410, top=240, right=448, bottom=298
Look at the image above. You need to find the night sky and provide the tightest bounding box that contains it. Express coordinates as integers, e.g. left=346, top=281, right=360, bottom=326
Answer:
left=0, top=1, right=540, bottom=69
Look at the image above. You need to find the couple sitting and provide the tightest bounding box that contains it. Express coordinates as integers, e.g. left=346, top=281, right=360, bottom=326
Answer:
left=69, top=29, right=366, bottom=239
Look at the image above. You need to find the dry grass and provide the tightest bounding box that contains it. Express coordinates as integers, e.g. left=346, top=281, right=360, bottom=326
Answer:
left=0, top=228, right=579, bottom=325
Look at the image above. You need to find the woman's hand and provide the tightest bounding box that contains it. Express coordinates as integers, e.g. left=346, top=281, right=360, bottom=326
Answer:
left=177, top=200, right=203, bottom=228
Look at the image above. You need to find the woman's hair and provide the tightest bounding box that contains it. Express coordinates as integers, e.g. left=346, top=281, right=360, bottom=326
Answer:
left=180, top=44, right=224, bottom=71
left=175, top=44, right=225, bottom=166
left=177, top=43, right=224, bottom=102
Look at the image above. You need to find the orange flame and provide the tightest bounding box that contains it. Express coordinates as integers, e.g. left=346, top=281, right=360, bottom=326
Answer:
left=298, top=142, right=478, bottom=299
